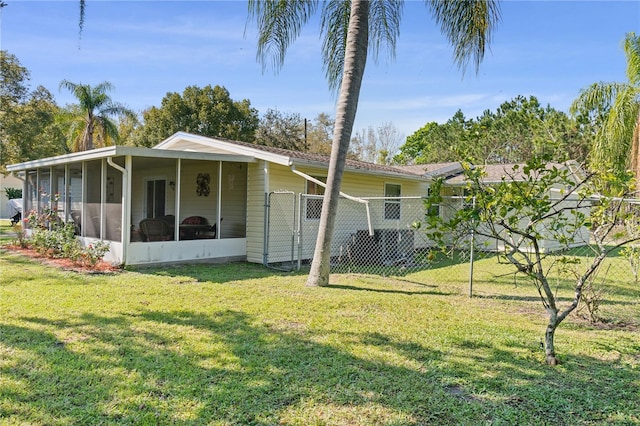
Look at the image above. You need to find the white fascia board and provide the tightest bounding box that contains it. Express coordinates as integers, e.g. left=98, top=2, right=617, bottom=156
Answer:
left=6, top=146, right=118, bottom=171
left=155, top=132, right=291, bottom=166
left=6, top=145, right=254, bottom=172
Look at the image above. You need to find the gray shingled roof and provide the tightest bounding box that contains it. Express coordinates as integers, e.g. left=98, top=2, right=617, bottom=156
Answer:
left=211, top=136, right=430, bottom=178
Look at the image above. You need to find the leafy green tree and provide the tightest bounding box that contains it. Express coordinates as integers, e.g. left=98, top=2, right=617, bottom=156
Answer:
left=116, top=112, right=142, bottom=147
left=0, top=50, right=29, bottom=106
left=249, top=0, right=500, bottom=287
left=1, top=50, right=30, bottom=167
left=256, top=108, right=305, bottom=151
left=59, top=80, right=134, bottom=152
left=5, top=86, right=67, bottom=162
left=132, top=85, right=258, bottom=147
left=395, top=110, right=472, bottom=164
left=306, top=113, right=334, bottom=155
left=1, top=52, right=66, bottom=167
left=423, top=159, right=640, bottom=365
left=397, top=96, right=591, bottom=165
left=571, top=32, right=640, bottom=181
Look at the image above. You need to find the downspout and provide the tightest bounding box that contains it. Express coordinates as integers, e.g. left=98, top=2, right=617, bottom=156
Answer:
left=107, top=157, right=128, bottom=264
left=263, top=160, right=269, bottom=266
left=290, top=165, right=373, bottom=236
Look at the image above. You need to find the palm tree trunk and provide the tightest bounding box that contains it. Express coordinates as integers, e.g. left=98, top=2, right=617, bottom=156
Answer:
left=306, top=0, right=369, bottom=287
left=631, top=109, right=640, bottom=186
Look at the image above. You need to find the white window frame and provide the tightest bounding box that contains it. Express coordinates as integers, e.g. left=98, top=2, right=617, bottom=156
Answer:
left=384, top=183, right=401, bottom=220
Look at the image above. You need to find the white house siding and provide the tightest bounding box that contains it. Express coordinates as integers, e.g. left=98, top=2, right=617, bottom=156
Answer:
left=259, top=163, right=429, bottom=264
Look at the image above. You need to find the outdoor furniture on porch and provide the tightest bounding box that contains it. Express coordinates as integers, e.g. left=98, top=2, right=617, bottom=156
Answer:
left=139, top=218, right=174, bottom=242
left=179, top=216, right=221, bottom=240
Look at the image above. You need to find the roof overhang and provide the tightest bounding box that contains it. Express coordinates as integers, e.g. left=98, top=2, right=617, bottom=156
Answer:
left=6, top=146, right=255, bottom=172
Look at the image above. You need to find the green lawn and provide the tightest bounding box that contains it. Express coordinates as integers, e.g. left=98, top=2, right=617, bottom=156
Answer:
left=1, top=225, right=639, bottom=425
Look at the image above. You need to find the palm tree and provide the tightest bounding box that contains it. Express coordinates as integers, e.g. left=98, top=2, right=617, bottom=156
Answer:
left=59, top=80, right=133, bottom=152
left=249, top=0, right=500, bottom=287
left=570, top=32, right=640, bottom=183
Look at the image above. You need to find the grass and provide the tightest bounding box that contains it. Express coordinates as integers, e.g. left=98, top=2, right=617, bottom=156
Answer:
left=1, top=223, right=639, bottom=425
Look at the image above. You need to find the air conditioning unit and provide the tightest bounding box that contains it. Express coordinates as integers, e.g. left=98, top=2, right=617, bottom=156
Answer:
left=351, top=229, right=414, bottom=265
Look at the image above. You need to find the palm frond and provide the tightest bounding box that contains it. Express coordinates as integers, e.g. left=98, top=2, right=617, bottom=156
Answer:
left=248, top=0, right=319, bottom=73
left=624, top=32, right=640, bottom=86
left=368, top=0, right=403, bottom=65
left=320, top=0, right=351, bottom=93
left=570, top=81, right=626, bottom=116
left=427, top=0, right=501, bottom=75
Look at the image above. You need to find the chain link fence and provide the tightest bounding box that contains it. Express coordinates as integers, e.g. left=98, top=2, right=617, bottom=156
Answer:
left=264, top=193, right=638, bottom=287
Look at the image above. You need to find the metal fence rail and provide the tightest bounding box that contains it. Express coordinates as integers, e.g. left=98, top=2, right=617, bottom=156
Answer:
left=264, top=194, right=637, bottom=287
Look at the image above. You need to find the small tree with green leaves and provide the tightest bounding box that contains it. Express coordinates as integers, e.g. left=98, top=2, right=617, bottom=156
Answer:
left=423, top=158, right=640, bottom=365
left=4, top=187, right=21, bottom=199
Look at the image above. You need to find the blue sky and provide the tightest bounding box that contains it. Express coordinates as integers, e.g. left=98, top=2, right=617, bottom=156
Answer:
left=1, top=1, right=639, bottom=139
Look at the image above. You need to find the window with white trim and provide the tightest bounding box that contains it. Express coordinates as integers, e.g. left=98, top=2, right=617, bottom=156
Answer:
left=305, top=177, right=326, bottom=220
left=384, top=183, right=401, bottom=220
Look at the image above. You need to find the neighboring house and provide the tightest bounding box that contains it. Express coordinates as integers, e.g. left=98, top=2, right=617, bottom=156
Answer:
left=1, top=173, right=23, bottom=220
left=398, top=161, right=591, bottom=253
left=7, top=132, right=432, bottom=266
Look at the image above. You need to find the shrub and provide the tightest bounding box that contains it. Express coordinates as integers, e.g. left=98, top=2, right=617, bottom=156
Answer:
left=4, top=187, right=22, bottom=200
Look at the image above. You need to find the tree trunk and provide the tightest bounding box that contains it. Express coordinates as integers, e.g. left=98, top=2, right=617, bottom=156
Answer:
left=306, top=0, right=369, bottom=287
left=631, top=109, right=640, bottom=185
left=544, top=310, right=560, bottom=366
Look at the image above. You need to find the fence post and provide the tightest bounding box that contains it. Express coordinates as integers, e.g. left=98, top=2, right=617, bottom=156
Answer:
left=468, top=196, right=476, bottom=298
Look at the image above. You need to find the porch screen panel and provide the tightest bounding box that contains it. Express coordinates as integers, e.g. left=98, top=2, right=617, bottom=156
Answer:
left=84, top=160, right=102, bottom=238
left=178, top=160, right=218, bottom=240
left=52, top=166, right=66, bottom=222
left=38, top=169, right=51, bottom=216
left=69, top=165, right=83, bottom=235
left=24, top=170, right=37, bottom=228
left=146, top=180, right=166, bottom=218
left=105, top=165, right=123, bottom=242
left=220, top=162, right=247, bottom=238
left=130, top=157, right=176, bottom=241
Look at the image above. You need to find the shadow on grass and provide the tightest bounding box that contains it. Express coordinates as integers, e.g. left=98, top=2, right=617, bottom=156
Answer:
left=2, top=309, right=639, bottom=424
left=128, top=261, right=303, bottom=284
left=326, top=283, right=453, bottom=297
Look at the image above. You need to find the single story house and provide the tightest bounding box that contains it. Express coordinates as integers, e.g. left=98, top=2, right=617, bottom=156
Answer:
left=7, top=132, right=434, bottom=266
left=398, top=161, right=591, bottom=253
left=1, top=173, right=23, bottom=220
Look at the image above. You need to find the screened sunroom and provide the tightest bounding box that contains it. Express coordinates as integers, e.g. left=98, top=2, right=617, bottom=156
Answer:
left=8, top=146, right=253, bottom=265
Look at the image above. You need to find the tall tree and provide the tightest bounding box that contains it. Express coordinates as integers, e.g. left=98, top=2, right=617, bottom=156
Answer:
left=306, top=112, right=334, bottom=155
left=1, top=52, right=65, bottom=167
left=396, top=97, right=591, bottom=166
left=570, top=32, right=640, bottom=181
left=256, top=108, right=306, bottom=150
left=249, top=0, right=500, bottom=287
left=351, top=121, right=403, bottom=164
left=132, top=85, right=258, bottom=147
left=59, top=80, right=133, bottom=151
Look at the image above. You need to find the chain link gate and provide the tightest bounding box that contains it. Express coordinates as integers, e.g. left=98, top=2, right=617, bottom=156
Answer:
left=264, top=191, right=298, bottom=271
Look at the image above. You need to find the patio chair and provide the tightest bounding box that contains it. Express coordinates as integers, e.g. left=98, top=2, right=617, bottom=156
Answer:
left=139, top=218, right=174, bottom=242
